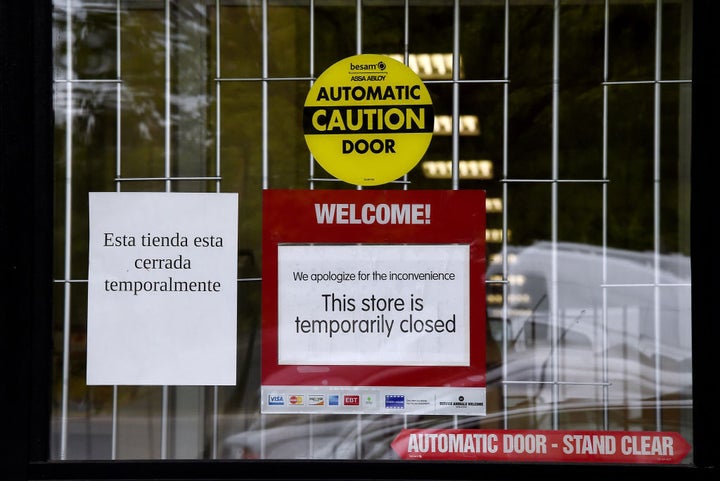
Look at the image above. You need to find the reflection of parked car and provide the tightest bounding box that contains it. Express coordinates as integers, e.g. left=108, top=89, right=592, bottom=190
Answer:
left=221, top=413, right=491, bottom=460
left=485, top=241, right=691, bottom=413
left=221, top=415, right=360, bottom=459
left=222, top=242, right=693, bottom=460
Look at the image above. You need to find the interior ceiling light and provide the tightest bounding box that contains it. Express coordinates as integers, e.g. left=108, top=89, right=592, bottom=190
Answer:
left=385, top=53, right=464, bottom=80
left=486, top=197, right=503, bottom=213
left=486, top=229, right=509, bottom=243
left=422, top=160, right=493, bottom=179
left=433, top=115, right=481, bottom=136
left=490, top=252, right=518, bottom=265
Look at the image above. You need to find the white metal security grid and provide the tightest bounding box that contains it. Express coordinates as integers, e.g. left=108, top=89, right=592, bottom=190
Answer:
left=52, top=0, right=692, bottom=461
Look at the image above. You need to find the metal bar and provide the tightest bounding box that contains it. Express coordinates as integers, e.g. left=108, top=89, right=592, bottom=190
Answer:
left=260, top=0, right=269, bottom=457
left=451, top=0, right=460, bottom=190
left=309, top=0, right=316, bottom=190
left=550, top=0, right=560, bottom=430
left=501, top=179, right=610, bottom=183
left=60, top=0, right=74, bottom=461
left=603, top=79, right=691, bottom=85
left=53, top=79, right=123, bottom=83
left=212, top=0, right=223, bottom=459
left=603, top=283, right=692, bottom=288
left=504, top=380, right=612, bottom=387
left=653, top=0, right=663, bottom=429
left=424, top=79, right=510, bottom=85
left=112, top=0, right=123, bottom=459
left=215, top=0, right=222, bottom=197
left=161, top=0, right=171, bottom=460
left=602, top=0, right=610, bottom=431
left=356, top=0, right=362, bottom=54
left=216, top=76, right=314, bottom=82
left=114, top=176, right=223, bottom=182
left=215, top=76, right=509, bottom=86
left=353, top=0, right=363, bottom=449
left=307, top=176, right=410, bottom=184
left=115, top=0, right=123, bottom=187
left=451, top=0, right=461, bottom=430
left=261, top=0, right=268, bottom=190
left=401, top=0, right=410, bottom=190
left=164, top=0, right=172, bottom=194
left=501, top=0, right=510, bottom=430
left=55, top=277, right=265, bottom=284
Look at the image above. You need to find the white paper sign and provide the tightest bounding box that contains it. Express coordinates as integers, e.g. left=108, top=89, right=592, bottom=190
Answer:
left=277, top=244, right=470, bottom=366
left=87, top=192, right=238, bottom=385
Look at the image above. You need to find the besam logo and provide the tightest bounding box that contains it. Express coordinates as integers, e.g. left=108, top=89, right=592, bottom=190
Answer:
left=349, top=61, right=385, bottom=71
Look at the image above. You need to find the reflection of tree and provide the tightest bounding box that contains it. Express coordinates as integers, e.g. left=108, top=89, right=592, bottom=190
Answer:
left=55, top=2, right=690, bottom=255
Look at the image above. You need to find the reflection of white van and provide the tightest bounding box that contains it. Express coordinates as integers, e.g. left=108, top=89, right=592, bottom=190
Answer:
left=222, top=241, right=693, bottom=459
left=485, top=241, right=692, bottom=431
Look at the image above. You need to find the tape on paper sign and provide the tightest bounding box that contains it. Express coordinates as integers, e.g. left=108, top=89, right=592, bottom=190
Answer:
left=303, top=54, right=434, bottom=186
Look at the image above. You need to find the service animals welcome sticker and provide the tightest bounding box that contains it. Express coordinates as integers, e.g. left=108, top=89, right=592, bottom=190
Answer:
left=303, top=54, right=434, bottom=186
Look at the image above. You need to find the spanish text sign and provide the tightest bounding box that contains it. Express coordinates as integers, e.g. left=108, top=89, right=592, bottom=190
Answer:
left=262, top=189, right=486, bottom=415
left=87, top=192, right=238, bottom=386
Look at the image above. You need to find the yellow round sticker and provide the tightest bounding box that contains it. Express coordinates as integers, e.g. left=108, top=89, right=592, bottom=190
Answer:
left=303, top=54, right=434, bottom=186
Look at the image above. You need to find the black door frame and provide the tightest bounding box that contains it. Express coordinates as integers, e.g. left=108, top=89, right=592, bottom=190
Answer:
left=1, top=1, right=716, bottom=480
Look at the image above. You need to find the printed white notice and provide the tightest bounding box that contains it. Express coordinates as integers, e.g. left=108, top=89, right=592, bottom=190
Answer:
left=87, top=192, right=238, bottom=385
left=277, top=244, right=470, bottom=366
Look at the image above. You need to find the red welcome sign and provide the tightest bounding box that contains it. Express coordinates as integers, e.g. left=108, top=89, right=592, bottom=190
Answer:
left=261, top=189, right=486, bottom=415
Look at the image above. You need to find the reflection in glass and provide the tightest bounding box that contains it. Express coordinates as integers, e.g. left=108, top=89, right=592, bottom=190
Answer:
left=51, top=0, right=692, bottom=461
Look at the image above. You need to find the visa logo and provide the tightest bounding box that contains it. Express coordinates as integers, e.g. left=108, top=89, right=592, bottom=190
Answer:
left=268, top=394, right=285, bottom=406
